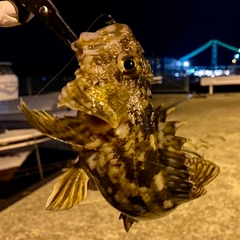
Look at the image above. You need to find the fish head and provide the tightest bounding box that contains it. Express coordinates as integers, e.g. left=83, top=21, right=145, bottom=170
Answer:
left=58, top=23, right=153, bottom=129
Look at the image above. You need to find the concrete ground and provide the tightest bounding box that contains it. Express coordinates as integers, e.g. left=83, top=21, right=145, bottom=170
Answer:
left=1, top=93, right=240, bottom=240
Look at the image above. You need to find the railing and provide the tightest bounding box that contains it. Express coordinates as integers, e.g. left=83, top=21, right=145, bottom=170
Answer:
left=151, top=73, right=189, bottom=93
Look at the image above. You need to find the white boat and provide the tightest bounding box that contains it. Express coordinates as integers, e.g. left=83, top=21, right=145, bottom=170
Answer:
left=0, top=91, right=76, bottom=126
left=0, top=62, right=77, bottom=179
left=0, top=62, right=76, bottom=125
left=0, top=61, right=18, bottom=102
left=0, top=128, right=50, bottom=181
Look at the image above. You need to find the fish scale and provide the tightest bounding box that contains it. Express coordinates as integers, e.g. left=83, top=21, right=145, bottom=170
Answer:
left=20, top=22, right=220, bottom=232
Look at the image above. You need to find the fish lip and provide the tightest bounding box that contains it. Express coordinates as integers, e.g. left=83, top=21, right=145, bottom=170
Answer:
left=57, top=79, right=128, bottom=129
left=57, top=100, right=122, bottom=129
left=83, top=109, right=122, bottom=129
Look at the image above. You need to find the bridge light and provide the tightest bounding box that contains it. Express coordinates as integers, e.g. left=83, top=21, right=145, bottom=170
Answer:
left=234, top=54, right=239, bottom=59
left=188, top=68, right=195, bottom=74
left=183, top=61, right=189, bottom=67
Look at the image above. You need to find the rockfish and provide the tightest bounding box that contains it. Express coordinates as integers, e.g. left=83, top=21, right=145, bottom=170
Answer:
left=20, top=21, right=220, bottom=232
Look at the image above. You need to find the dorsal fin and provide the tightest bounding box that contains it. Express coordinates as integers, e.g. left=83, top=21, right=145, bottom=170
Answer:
left=155, top=103, right=220, bottom=203
left=154, top=105, right=188, bottom=151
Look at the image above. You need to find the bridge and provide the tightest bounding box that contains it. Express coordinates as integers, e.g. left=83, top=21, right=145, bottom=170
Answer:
left=179, top=39, right=240, bottom=67
left=149, top=40, right=240, bottom=94
left=179, top=40, right=240, bottom=94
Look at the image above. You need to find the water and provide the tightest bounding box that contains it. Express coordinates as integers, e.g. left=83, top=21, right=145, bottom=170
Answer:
left=0, top=147, right=78, bottom=211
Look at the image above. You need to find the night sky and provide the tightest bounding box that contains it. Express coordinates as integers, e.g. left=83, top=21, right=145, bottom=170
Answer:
left=1, top=0, right=240, bottom=75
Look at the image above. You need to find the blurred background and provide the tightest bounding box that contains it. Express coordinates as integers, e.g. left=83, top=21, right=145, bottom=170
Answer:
left=1, top=0, right=240, bottom=220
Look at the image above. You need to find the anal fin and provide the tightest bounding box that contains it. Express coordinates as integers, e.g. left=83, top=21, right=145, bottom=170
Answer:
left=87, top=178, right=99, bottom=191
left=46, top=164, right=89, bottom=211
left=119, top=213, right=138, bottom=232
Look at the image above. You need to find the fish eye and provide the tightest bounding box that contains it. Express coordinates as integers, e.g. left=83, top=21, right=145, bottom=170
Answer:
left=117, top=55, right=142, bottom=76
left=123, top=58, right=135, bottom=71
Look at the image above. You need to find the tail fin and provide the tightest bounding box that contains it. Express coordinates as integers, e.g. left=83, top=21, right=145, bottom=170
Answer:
left=186, top=157, right=220, bottom=199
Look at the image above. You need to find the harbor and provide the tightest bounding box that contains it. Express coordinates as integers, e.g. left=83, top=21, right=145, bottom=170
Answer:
left=1, top=0, right=240, bottom=238
left=1, top=9, right=240, bottom=239
left=1, top=92, right=240, bottom=240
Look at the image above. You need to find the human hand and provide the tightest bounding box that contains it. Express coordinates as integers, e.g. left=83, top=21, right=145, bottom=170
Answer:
left=0, top=1, right=19, bottom=27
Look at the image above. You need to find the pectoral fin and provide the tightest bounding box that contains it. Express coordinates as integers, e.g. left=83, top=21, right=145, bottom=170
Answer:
left=19, top=99, right=91, bottom=147
left=46, top=164, right=89, bottom=211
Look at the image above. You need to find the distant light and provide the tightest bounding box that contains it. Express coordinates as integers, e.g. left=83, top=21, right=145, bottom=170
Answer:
left=214, top=70, right=222, bottom=76
left=224, top=70, right=230, bottom=75
left=188, top=68, right=195, bottom=74
left=232, top=59, right=237, bottom=64
left=183, top=61, right=189, bottom=67
left=205, top=70, right=213, bottom=76
left=198, top=69, right=204, bottom=77
left=175, top=60, right=182, bottom=67
left=235, top=54, right=240, bottom=59
left=191, top=68, right=230, bottom=77
left=194, top=70, right=199, bottom=76
left=174, top=72, right=180, bottom=77
left=42, top=77, right=46, bottom=81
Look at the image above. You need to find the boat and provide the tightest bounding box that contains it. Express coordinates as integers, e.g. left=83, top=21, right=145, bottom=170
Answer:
left=0, top=61, right=18, bottom=102
left=0, top=62, right=77, bottom=182
left=0, top=128, right=49, bottom=181
left=0, top=91, right=76, bottom=129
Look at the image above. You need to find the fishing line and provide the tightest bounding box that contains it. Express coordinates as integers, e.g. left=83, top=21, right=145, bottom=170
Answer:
left=28, top=13, right=114, bottom=104
left=86, top=13, right=114, bottom=31
left=29, top=54, right=76, bottom=102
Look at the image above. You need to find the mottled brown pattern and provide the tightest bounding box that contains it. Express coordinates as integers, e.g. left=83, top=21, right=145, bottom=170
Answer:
left=20, top=22, right=220, bottom=232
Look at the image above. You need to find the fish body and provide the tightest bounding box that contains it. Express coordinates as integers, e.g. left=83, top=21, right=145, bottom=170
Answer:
left=20, top=22, right=220, bottom=232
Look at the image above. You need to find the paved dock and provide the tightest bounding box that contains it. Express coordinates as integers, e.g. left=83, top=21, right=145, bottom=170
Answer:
left=1, top=93, right=240, bottom=240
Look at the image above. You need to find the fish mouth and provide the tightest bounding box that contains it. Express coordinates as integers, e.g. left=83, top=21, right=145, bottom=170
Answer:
left=56, top=23, right=137, bottom=130
left=57, top=79, right=128, bottom=131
